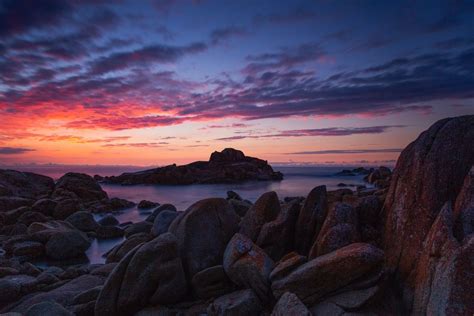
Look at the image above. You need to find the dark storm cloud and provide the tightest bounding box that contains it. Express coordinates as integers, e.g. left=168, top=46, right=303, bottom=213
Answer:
left=286, top=149, right=403, bottom=155
left=0, top=147, right=35, bottom=154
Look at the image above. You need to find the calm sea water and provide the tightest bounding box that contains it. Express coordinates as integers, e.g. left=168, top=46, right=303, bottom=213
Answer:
left=9, top=165, right=369, bottom=264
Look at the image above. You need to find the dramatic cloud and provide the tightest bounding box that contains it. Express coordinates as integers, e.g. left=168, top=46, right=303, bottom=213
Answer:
left=0, top=147, right=35, bottom=154
left=89, top=42, right=207, bottom=75
left=215, top=125, right=405, bottom=141
left=0, top=0, right=71, bottom=38
left=286, top=149, right=403, bottom=155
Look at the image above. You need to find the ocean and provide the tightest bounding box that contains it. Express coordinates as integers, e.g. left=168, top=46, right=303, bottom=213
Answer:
left=8, top=165, right=370, bottom=264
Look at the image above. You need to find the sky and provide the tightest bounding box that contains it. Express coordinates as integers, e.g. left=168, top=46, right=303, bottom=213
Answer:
left=0, top=0, right=473, bottom=166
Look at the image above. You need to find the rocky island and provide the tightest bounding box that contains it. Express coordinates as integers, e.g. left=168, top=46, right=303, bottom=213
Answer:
left=0, top=115, right=472, bottom=315
left=101, top=148, right=283, bottom=185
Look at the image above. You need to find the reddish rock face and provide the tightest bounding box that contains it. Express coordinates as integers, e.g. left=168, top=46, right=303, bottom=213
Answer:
left=382, top=115, right=474, bottom=311
left=168, top=198, right=239, bottom=280
left=271, top=243, right=384, bottom=305
left=309, top=202, right=360, bottom=258
left=240, top=191, right=281, bottom=242
left=294, top=185, right=328, bottom=255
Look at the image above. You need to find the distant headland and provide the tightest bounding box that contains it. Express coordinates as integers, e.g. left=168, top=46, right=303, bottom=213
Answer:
left=99, top=148, right=283, bottom=185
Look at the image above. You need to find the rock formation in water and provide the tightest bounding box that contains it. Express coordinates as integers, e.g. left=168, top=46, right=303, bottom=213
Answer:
left=101, top=148, right=283, bottom=185
left=0, top=115, right=472, bottom=315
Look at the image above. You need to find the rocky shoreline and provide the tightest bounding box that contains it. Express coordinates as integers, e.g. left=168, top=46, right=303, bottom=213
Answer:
left=100, top=148, right=283, bottom=185
left=0, top=115, right=472, bottom=315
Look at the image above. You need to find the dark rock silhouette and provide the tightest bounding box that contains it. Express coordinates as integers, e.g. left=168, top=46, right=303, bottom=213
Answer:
left=102, top=148, right=283, bottom=185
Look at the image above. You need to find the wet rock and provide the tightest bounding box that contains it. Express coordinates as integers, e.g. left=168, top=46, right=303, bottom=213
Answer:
left=169, top=198, right=239, bottom=279
left=223, top=233, right=274, bottom=302
left=137, top=200, right=159, bottom=209
left=191, top=265, right=234, bottom=299
left=271, top=243, right=384, bottom=305
left=151, top=210, right=178, bottom=237
left=294, top=185, right=328, bottom=255
left=98, top=214, right=119, bottom=226
left=52, top=173, right=108, bottom=202
left=66, top=211, right=100, bottom=232
left=95, top=233, right=187, bottom=315
left=309, top=202, right=360, bottom=258
left=271, top=292, right=311, bottom=316
left=240, top=191, right=280, bottom=242
left=256, top=199, right=300, bottom=260
left=207, top=289, right=263, bottom=316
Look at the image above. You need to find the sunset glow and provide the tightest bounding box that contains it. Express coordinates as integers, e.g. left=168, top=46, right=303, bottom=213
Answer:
left=1, top=0, right=473, bottom=166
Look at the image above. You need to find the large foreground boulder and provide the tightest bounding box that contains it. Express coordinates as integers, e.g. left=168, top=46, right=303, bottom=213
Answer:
left=239, top=191, right=280, bottom=242
left=0, top=169, right=54, bottom=199
left=256, top=199, right=300, bottom=261
left=294, top=185, right=328, bottom=255
left=207, top=289, right=263, bottom=316
left=95, top=233, right=187, bottom=316
left=309, top=202, right=360, bottom=258
left=271, top=243, right=384, bottom=305
left=52, top=173, right=108, bottom=202
left=7, top=274, right=104, bottom=314
left=169, top=198, right=239, bottom=279
left=223, top=233, right=275, bottom=302
left=27, top=221, right=91, bottom=260
left=382, top=115, right=474, bottom=312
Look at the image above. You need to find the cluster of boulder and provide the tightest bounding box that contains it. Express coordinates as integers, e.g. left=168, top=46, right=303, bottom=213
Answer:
left=0, top=172, right=134, bottom=263
left=0, top=115, right=472, bottom=315
left=101, top=148, right=283, bottom=185
left=338, top=166, right=392, bottom=190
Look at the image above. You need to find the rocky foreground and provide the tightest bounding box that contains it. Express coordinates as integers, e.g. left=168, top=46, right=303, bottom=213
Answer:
left=100, top=148, right=283, bottom=185
left=0, top=115, right=473, bottom=315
